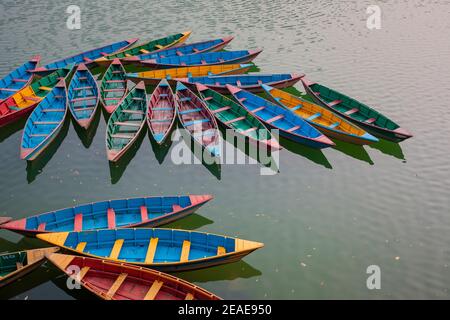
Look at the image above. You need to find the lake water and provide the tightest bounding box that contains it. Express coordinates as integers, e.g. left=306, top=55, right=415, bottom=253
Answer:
left=1, top=0, right=449, bottom=299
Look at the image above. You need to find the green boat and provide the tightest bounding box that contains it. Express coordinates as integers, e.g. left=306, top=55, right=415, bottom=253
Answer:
left=0, top=247, right=59, bottom=288
left=100, top=59, right=128, bottom=114
left=302, top=78, right=412, bottom=142
left=95, top=32, right=192, bottom=66
left=106, top=81, right=147, bottom=162
left=195, top=83, right=281, bottom=151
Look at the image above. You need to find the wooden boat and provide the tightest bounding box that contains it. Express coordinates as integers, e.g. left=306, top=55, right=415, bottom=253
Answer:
left=122, top=37, right=234, bottom=66
left=46, top=253, right=221, bottom=300
left=301, top=78, right=412, bottom=142
left=262, top=84, right=379, bottom=145
left=95, top=32, right=191, bottom=67
left=68, top=63, right=99, bottom=129
left=106, top=81, right=147, bottom=162
left=126, top=64, right=252, bottom=86
left=175, top=82, right=220, bottom=158
left=147, top=79, right=177, bottom=144
left=99, top=59, right=127, bottom=114
left=196, top=84, right=281, bottom=151
left=0, top=247, right=59, bottom=288
left=227, top=85, right=335, bottom=149
left=0, top=66, right=73, bottom=127
left=0, top=217, right=12, bottom=225
left=20, top=78, right=69, bottom=160
left=37, top=228, right=264, bottom=272
left=141, top=50, right=262, bottom=68
left=0, top=55, right=41, bottom=103
left=0, top=195, right=212, bottom=237
left=32, top=39, right=139, bottom=75
left=179, top=73, right=302, bottom=94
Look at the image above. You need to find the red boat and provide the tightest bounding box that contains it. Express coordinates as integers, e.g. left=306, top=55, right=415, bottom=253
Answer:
left=46, top=253, right=222, bottom=300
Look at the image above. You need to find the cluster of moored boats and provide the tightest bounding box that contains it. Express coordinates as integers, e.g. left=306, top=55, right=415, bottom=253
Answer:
left=0, top=31, right=411, bottom=163
left=0, top=195, right=262, bottom=300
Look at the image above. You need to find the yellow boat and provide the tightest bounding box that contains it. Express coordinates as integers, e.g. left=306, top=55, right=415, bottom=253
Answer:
left=126, top=64, right=252, bottom=86
left=262, top=84, right=378, bottom=145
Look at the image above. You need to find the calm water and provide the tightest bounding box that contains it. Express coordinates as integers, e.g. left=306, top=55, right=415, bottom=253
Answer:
left=1, top=0, right=450, bottom=300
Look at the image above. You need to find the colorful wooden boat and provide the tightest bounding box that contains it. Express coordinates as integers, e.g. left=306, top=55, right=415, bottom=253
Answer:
left=126, top=64, right=252, bottom=86
left=175, top=82, right=220, bottom=158
left=0, top=55, right=41, bottom=103
left=147, top=79, right=177, bottom=144
left=95, top=32, right=191, bottom=67
left=37, top=228, right=264, bottom=272
left=0, top=217, right=12, bottom=225
left=180, top=73, right=302, bottom=94
left=301, top=78, right=412, bottom=142
left=196, top=84, right=281, bottom=151
left=227, top=85, right=335, bottom=149
left=262, top=84, right=379, bottom=145
left=0, top=66, right=73, bottom=127
left=0, top=247, right=59, bottom=288
left=32, top=39, right=139, bottom=75
left=20, top=78, right=69, bottom=161
left=68, top=63, right=99, bottom=129
left=46, top=253, right=221, bottom=300
left=123, top=37, right=234, bottom=66
left=99, top=59, right=127, bottom=114
left=106, top=81, right=147, bottom=162
left=0, top=195, right=212, bottom=237
left=141, top=50, right=262, bottom=68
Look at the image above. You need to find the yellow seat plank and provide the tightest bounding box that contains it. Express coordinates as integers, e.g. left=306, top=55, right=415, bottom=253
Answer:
left=39, top=86, right=52, bottom=91
left=78, top=266, right=90, bottom=280
left=180, top=240, right=191, bottom=262
left=217, top=246, right=226, bottom=256
left=185, top=293, right=194, bottom=300
left=76, top=242, right=87, bottom=252
left=139, top=49, right=150, bottom=54
left=109, top=239, right=124, bottom=260
left=106, top=273, right=128, bottom=299
left=143, top=280, right=164, bottom=300
left=145, top=238, right=159, bottom=264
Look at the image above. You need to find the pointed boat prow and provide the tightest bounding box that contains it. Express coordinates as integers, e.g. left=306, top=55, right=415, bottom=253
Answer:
left=0, top=217, right=12, bottom=226
left=226, top=84, right=241, bottom=94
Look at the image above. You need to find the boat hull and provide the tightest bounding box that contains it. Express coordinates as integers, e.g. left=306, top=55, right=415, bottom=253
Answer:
left=0, top=103, right=37, bottom=127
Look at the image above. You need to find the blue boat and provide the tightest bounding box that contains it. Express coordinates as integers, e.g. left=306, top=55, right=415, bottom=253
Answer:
left=0, top=195, right=213, bottom=237
left=0, top=55, right=40, bottom=102
left=142, top=50, right=262, bottom=68
left=179, top=73, right=303, bottom=94
left=32, top=38, right=138, bottom=75
left=20, top=78, right=69, bottom=161
left=227, top=85, right=335, bottom=149
left=37, top=227, right=264, bottom=272
left=68, top=63, right=100, bottom=129
left=123, top=37, right=234, bottom=65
